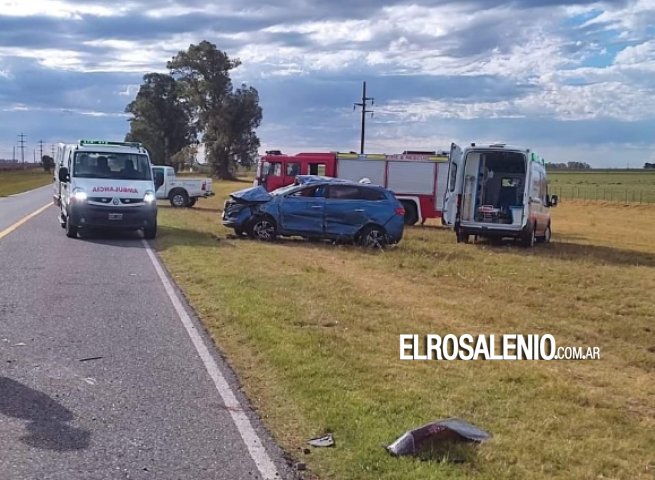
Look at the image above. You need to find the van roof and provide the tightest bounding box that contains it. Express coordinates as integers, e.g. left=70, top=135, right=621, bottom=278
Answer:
left=65, top=140, right=149, bottom=155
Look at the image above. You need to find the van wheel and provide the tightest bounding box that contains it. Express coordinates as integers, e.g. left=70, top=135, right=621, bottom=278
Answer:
left=65, top=219, right=78, bottom=238
left=249, top=217, right=277, bottom=241
left=538, top=223, right=552, bottom=244
left=144, top=222, right=157, bottom=239
left=401, top=201, right=418, bottom=226
left=169, top=190, right=189, bottom=208
left=358, top=225, right=388, bottom=248
left=522, top=223, right=536, bottom=247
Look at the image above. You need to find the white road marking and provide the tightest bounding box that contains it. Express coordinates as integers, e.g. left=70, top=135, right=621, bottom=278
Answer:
left=0, top=203, right=51, bottom=240
left=143, top=240, right=280, bottom=480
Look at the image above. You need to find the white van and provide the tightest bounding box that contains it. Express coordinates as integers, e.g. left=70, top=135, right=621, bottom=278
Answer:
left=55, top=140, right=163, bottom=239
left=442, top=143, right=558, bottom=247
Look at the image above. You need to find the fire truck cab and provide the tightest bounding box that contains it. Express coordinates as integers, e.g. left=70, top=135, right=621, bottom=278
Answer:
left=255, top=151, right=335, bottom=191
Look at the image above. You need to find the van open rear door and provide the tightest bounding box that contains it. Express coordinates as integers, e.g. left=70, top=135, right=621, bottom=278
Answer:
left=442, top=143, right=464, bottom=226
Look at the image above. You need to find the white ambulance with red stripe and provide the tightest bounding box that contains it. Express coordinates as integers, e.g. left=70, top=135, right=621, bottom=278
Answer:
left=54, top=140, right=163, bottom=239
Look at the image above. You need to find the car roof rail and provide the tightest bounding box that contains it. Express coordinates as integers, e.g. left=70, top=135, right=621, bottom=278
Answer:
left=79, top=140, right=143, bottom=149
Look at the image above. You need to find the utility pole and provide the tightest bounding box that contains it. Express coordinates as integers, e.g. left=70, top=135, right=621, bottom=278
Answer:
left=12, top=146, right=15, bottom=162
left=353, top=81, right=374, bottom=154
left=39, top=139, right=44, bottom=163
left=17, top=132, right=26, bottom=163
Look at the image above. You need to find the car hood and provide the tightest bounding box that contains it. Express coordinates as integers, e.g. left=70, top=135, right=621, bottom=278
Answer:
left=229, top=186, right=272, bottom=203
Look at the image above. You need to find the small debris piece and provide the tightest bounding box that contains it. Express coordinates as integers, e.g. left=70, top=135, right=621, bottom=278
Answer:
left=296, top=463, right=306, bottom=471
left=308, top=433, right=335, bottom=448
left=79, top=356, right=103, bottom=362
left=13, top=342, right=26, bottom=346
left=386, top=418, right=491, bottom=457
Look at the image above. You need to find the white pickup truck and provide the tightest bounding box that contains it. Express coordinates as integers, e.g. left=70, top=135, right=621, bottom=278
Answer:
left=151, top=165, right=214, bottom=207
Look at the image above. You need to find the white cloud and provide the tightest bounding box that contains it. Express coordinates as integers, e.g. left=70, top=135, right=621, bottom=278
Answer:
left=0, top=0, right=121, bottom=18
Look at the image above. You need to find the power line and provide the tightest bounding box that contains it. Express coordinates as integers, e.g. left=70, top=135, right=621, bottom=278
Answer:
left=353, top=81, right=374, bottom=154
left=17, top=132, right=26, bottom=163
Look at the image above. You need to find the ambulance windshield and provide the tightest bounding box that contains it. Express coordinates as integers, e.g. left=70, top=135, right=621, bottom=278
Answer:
left=73, top=152, right=152, bottom=180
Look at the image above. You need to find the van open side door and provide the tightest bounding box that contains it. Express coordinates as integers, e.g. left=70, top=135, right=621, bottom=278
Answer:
left=442, top=142, right=464, bottom=226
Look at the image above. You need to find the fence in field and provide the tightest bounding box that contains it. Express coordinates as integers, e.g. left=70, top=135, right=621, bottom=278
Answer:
left=550, top=185, right=655, bottom=204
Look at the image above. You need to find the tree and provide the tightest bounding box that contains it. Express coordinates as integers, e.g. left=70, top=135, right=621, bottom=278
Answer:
left=167, top=41, right=262, bottom=179
left=170, top=144, right=198, bottom=172
left=41, top=155, right=54, bottom=173
left=125, top=73, right=194, bottom=168
left=644, top=162, right=655, bottom=169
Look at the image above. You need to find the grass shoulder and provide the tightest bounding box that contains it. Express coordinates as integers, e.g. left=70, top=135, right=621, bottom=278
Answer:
left=154, top=180, right=655, bottom=480
left=0, top=168, right=53, bottom=197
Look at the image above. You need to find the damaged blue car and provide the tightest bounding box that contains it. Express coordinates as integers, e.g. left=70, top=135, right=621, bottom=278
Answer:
left=222, top=176, right=405, bottom=247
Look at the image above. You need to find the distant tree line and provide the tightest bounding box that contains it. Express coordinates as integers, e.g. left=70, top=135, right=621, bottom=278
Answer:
left=125, top=41, right=262, bottom=179
left=545, top=161, right=591, bottom=170
left=644, top=163, right=655, bottom=169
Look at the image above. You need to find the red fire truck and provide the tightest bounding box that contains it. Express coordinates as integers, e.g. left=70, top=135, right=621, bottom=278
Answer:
left=254, top=150, right=450, bottom=225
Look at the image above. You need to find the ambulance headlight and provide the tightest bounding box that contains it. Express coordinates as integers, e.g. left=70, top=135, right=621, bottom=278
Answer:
left=72, top=188, right=87, bottom=202
left=144, top=190, right=156, bottom=203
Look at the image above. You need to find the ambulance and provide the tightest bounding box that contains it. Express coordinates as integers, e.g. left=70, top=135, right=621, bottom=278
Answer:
left=54, top=140, right=162, bottom=239
left=442, top=143, right=558, bottom=247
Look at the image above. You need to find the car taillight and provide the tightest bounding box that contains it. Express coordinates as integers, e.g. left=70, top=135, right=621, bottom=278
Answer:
left=395, top=207, right=405, bottom=216
left=201, top=182, right=206, bottom=191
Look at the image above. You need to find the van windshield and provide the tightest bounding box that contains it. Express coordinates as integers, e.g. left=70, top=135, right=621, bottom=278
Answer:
left=73, top=152, right=152, bottom=180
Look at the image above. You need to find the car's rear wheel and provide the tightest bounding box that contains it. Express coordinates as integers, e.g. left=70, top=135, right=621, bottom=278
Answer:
left=400, top=201, right=418, bottom=226
left=358, top=225, right=387, bottom=248
left=249, top=217, right=277, bottom=241
left=169, top=190, right=189, bottom=208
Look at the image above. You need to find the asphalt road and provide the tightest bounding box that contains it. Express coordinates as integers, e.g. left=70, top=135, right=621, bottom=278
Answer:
left=0, top=185, right=53, bottom=232
left=0, top=188, right=291, bottom=480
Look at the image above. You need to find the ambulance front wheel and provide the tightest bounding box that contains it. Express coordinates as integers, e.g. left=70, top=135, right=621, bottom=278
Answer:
left=144, top=222, right=157, bottom=239
left=65, top=218, right=78, bottom=238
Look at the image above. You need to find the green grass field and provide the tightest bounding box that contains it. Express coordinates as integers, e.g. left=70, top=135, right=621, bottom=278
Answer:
left=548, top=170, right=655, bottom=203
left=153, top=178, right=655, bottom=480
left=0, top=168, right=52, bottom=197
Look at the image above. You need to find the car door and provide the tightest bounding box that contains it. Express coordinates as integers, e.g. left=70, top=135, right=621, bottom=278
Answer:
left=152, top=167, right=166, bottom=198
left=324, top=185, right=369, bottom=237
left=442, top=142, right=464, bottom=225
left=527, top=165, right=545, bottom=235
left=279, top=185, right=325, bottom=235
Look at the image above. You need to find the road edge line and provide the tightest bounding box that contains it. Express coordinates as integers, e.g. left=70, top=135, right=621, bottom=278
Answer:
left=142, top=239, right=280, bottom=480
left=0, top=203, right=52, bottom=240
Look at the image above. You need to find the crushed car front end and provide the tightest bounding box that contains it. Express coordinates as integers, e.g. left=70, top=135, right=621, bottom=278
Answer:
left=221, top=186, right=274, bottom=234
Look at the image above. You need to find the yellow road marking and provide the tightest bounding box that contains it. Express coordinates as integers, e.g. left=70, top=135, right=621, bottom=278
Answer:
left=0, top=203, right=52, bottom=240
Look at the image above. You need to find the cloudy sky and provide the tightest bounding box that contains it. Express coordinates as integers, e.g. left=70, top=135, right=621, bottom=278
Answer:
left=0, top=0, right=653, bottom=167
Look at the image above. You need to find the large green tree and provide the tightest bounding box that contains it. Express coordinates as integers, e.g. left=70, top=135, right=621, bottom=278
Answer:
left=167, top=41, right=262, bottom=179
left=125, top=73, right=194, bottom=168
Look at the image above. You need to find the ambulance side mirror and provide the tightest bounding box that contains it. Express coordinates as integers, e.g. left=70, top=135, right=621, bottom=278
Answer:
left=58, top=167, right=70, bottom=183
